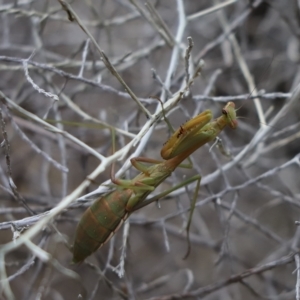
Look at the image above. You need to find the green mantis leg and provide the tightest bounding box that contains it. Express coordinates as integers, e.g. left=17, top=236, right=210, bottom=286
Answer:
left=110, top=157, right=160, bottom=191
left=130, top=157, right=163, bottom=174
left=109, top=129, right=159, bottom=191
left=133, top=174, right=201, bottom=258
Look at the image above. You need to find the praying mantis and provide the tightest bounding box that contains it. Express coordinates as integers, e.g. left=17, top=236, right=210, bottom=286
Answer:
left=72, top=102, right=238, bottom=263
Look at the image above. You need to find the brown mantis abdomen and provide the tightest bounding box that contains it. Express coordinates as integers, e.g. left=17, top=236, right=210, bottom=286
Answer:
left=73, top=189, right=132, bottom=263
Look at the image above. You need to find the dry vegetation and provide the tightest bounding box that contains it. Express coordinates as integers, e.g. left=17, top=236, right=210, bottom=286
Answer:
left=0, top=0, right=300, bottom=299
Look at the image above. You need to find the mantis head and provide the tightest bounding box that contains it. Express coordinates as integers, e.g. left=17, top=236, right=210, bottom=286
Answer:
left=222, top=101, right=238, bottom=129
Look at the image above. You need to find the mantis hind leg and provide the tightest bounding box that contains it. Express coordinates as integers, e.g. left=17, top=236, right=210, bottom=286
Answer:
left=133, top=174, right=201, bottom=259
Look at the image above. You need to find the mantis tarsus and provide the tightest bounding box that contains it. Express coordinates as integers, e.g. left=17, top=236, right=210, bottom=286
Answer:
left=72, top=102, right=237, bottom=263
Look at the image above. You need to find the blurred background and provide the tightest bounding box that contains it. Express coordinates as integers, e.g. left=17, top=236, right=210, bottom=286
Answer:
left=0, top=0, right=300, bottom=299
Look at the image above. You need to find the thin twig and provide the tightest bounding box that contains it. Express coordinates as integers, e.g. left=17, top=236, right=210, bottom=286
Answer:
left=58, top=0, right=152, bottom=119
